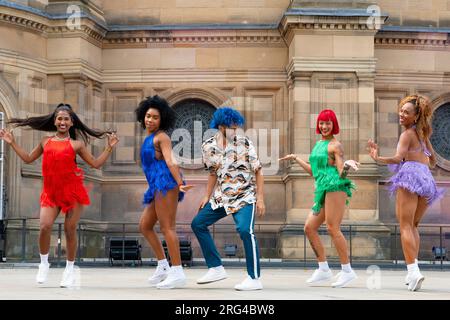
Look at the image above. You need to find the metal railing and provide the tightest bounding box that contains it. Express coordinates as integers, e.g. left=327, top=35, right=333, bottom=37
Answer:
left=2, top=217, right=449, bottom=269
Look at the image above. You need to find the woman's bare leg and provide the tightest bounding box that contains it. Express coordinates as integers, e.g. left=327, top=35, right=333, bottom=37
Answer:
left=304, top=209, right=326, bottom=262
left=396, top=188, right=419, bottom=265
left=39, top=206, right=60, bottom=255
left=412, top=197, right=428, bottom=261
left=64, top=203, right=83, bottom=262
left=324, top=191, right=349, bottom=264
left=155, top=188, right=182, bottom=266
left=140, top=202, right=166, bottom=260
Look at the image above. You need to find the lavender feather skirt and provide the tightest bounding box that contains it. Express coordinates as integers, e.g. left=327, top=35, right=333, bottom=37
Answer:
left=388, top=161, right=445, bottom=206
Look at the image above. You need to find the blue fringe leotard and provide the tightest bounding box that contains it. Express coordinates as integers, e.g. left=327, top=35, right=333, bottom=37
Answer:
left=141, top=132, right=184, bottom=205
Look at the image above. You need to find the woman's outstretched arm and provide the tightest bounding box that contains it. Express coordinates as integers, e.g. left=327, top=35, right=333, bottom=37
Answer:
left=368, top=131, right=410, bottom=165
left=77, top=132, right=119, bottom=169
left=0, top=129, right=45, bottom=164
left=279, top=154, right=313, bottom=176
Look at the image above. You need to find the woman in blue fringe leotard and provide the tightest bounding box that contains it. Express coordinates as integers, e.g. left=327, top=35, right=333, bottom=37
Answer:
left=135, top=95, right=193, bottom=289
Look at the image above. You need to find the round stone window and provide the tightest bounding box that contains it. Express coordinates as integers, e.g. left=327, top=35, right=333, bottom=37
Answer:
left=169, top=99, right=216, bottom=169
left=430, top=103, right=450, bottom=171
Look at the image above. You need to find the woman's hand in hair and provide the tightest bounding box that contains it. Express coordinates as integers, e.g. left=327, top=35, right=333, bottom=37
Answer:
left=0, top=128, right=15, bottom=144
left=106, top=132, right=119, bottom=148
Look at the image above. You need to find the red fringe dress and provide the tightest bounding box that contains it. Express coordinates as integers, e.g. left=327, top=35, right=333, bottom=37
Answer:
left=40, top=138, right=90, bottom=213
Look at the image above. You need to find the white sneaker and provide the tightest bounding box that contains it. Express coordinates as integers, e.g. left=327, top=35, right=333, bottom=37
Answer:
left=148, top=264, right=170, bottom=286
left=306, top=269, right=333, bottom=284
left=36, top=263, right=50, bottom=284
left=405, top=273, right=410, bottom=286
left=196, top=266, right=228, bottom=284
left=60, top=268, right=75, bottom=288
left=407, top=271, right=425, bottom=292
left=331, top=270, right=357, bottom=288
left=156, top=268, right=186, bottom=289
left=234, top=276, right=263, bottom=291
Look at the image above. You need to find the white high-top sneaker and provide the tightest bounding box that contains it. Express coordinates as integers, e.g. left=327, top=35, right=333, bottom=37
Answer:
left=156, top=267, right=186, bottom=289
left=407, top=271, right=425, bottom=292
left=36, top=263, right=50, bottom=284
left=148, top=264, right=170, bottom=286
left=196, top=266, right=228, bottom=284
left=234, top=276, right=263, bottom=291
left=405, top=273, right=411, bottom=286
left=306, top=269, right=333, bottom=284
left=60, top=268, right=75, bottom=288
left=331, top=270, right=357, bottom=288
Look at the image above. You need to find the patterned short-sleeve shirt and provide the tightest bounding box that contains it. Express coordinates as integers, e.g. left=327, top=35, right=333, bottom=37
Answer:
left=202, top=133, right=262, bottom=215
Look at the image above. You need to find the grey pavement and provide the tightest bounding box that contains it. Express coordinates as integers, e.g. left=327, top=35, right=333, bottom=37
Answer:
left=0, top=266, right=449, bottom=300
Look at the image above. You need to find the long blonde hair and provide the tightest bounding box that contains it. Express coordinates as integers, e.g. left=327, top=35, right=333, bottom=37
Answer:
left=398, top=94, right=436, bottom=167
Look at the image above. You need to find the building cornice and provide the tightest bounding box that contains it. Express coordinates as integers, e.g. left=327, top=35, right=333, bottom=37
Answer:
left=375, top=30, right=449, bottom=50
left=375, top=71, right=450, bottom=87
left=287, top=57, right=377, bottom=78
left=1, top=1, right=449, bottom=52
left=279, top=8, right=388, bottom=43
left=103, top=29, right=284, bottom=49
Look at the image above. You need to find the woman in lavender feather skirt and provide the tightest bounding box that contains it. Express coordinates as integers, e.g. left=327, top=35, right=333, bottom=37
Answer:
left=367, top=95, right=445, bottom=292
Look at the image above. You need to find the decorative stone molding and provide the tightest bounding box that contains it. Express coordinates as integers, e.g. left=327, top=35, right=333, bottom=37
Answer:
left=2, top=2, right=449, bottom=53
left=375, top=31, right=449, bottom=49
left=0, top=11, right=47, bottom=33
left=375, top=71, right=450, bottom=87
left=46, top=20, right=107, bottom=45
left=103, top=29, right=284, bottom=48
left=287, top=57, right=377, bottom=78
left=102, top=69, right=287, bottom=83
left=279, top=8, right=387, bottom=43
left=62, top=72, right=88, bottom=86
left=0, top=5, right=107, bottom=46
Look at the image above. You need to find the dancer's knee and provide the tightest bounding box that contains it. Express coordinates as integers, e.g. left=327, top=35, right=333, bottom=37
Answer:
left=326, top=224, right=341, bottom=237
left=304, top=223, right=317, bottom=236
left=40, top=221, right=53, bottom=234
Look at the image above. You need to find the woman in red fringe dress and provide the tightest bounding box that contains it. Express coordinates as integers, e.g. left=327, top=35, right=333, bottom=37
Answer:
left=0, top=103, right=119, bottom=287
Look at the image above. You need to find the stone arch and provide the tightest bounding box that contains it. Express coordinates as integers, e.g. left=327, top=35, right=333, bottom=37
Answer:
left=0, top=73, right=19, bottom=119
left=0, top=74, right=21, bottom=219
left=162, top=87, right=230, bottom=108
left=431, top=92, right=450, bottom=112
left=430, top=93, right=450, bottom=171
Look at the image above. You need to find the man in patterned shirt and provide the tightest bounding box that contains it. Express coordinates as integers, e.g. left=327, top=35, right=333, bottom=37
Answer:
left=191, top=107, right=265, bottom=291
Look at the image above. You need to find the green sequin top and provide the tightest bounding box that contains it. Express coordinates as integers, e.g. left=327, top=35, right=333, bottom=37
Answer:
left=308, top=139, right=355, bottom=214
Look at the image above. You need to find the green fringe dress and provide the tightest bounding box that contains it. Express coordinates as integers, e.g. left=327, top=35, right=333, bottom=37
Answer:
left=308, top=139, right=356, bottom=214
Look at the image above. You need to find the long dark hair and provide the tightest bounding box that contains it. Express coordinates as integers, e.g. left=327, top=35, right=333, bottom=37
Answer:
left=8, top=103, right=112, bottom=144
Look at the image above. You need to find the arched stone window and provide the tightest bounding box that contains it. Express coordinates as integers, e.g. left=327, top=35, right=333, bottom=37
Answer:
left=169, top=99, right=217, bottom=169
left=430, top=102, right=450, bottom=171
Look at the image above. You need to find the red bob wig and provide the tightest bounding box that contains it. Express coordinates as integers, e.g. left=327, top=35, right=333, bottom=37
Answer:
left=316, top=109, right=340, bottom=135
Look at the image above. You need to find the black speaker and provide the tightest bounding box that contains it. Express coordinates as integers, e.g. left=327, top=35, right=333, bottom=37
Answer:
left=0, top=220, right=4, bottom=241
left=108, top=237, right=142, bottom=266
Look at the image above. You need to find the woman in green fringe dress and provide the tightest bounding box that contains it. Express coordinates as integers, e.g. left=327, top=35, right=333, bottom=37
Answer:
left=279, top=109, right=360, bottom=288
